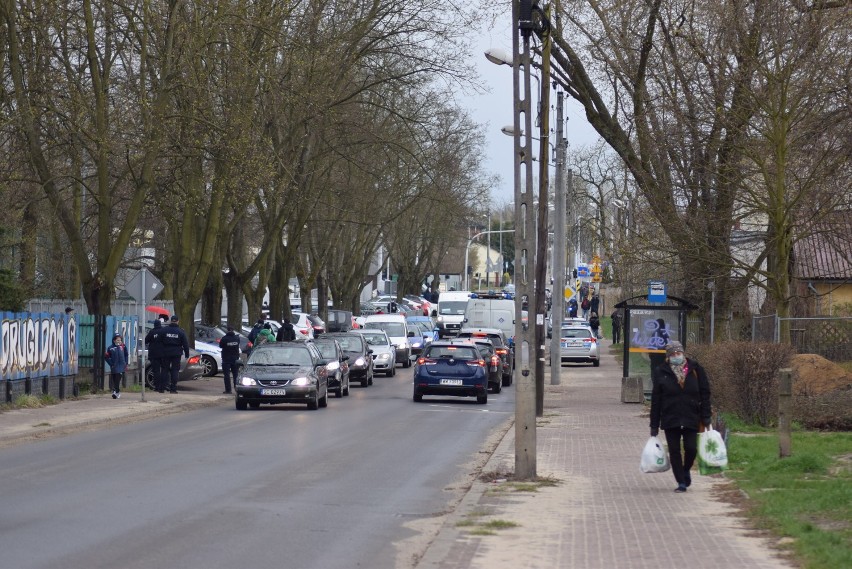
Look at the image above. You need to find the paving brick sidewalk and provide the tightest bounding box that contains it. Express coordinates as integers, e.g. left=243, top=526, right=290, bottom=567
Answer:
left=416, top=348, right=794, bottom=569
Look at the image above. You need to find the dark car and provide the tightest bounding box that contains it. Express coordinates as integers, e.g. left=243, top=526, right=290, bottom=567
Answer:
left=323, top=332, right=374, bottom=386
left=457, top=327, right=514, bottom=386
left=194, top=322, right=252, bottom=353
left=312, top=337, right=350, bottom=398
left=143, top=350, right=204, bottom=390
left=234, top=342, right=329, bottom=410
left=412, top=342, right=488, bottom=404
left=450, top=338, right=502, bottom=394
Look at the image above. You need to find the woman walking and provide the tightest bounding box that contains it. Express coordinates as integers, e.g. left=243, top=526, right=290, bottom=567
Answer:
left=649, top=341, right=712, bottom=492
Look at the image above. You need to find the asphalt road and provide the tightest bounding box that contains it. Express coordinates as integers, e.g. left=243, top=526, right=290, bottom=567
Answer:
left=0, top=364, right=514, bottom=569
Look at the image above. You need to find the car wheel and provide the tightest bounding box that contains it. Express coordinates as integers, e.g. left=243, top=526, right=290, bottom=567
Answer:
left=477, top=393, right=488, bottom=404
left=502, top=374, right=512, bottom=387
left=413, top=390, right=423, bottom=402
left=319, top=388, right=328, bottom=408
left=145, top=367, right=156, bottom=390
left=403, top=355, right=411, bottom=368
left=236, top=399, right=248, bottom=410
left=493, top=382, right=502, bottom=394
left=249, top=402, right=260, bottom=409
left=343, top=379, right=350, bottom=396
left=307, top=390, right=319, bottom=410
left=200, top=355, right=217, bottom=377
left=390, top=365, right=396, bottom=377
left=593, top=359, right=600, bottom=367
left=362, top=376, right=369, bottom=387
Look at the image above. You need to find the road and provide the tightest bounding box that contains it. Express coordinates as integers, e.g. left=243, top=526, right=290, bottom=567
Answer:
left=0, top=365, right=515, bottom=569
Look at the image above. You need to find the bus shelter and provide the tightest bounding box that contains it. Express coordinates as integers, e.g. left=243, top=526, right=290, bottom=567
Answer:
left=614, top=294, right=698, bottom=402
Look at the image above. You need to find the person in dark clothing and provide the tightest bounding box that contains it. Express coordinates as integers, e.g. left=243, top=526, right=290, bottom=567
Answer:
left=568, top=298, right=578, bottom=318
left=387, top=300, right=398, bottom=313
left=650, top=341, right=712, bottom=493
left=160, top=315, right=190, bottom=394
left=610, top=308, right=623, bottom=344
left=104, top=333, right=128, bottom=399
left=276, top=318, right=297, bottom=341
left=145, top=319, right=166, bottom=392
left=219, top=325, right=242, bottom=394
left=590, top=294, right=600, bottom=316
left=648, top=318, right=670, bottom=369
left=588, top=312, right=601, bottom=339
left=247, top=318, right=264, bottom=344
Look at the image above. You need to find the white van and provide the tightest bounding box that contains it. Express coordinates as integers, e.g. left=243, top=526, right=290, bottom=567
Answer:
left=363, top=314, right=414, bottom=368
left=433, top=291, right=472, bottom=338
left=462, top=293, right=516, bottom=342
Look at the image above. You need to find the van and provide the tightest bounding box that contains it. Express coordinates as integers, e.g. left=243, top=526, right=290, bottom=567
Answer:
left=462, top=292, right=516, bottom=342
left=433, top=291, right=472, bottom=338
left=363, top=314, right=414, bottom=368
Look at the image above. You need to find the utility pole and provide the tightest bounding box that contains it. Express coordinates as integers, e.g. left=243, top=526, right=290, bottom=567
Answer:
left=550, top=92, right=565, bottom=384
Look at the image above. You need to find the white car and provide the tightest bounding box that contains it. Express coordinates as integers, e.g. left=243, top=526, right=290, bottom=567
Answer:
left=558, top=325, right=600, bottom=367
left=194, top=340, right=223, bottom=376
left=242, top=314, right=314, bottom=341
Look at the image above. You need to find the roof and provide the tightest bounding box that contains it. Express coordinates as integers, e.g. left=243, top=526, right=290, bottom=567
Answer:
left=794, top=212, right=852, bottom=280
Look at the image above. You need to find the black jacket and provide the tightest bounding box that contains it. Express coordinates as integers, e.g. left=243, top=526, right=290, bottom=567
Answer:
left=276, top=322, right=296, bottom=341
left=650, top=357, right=712, bottom=431
left=220, top=331, right=242, bottom=362
left=160, top=323, right=190, bottom=358
left=145, top=321, right=165, bottom=359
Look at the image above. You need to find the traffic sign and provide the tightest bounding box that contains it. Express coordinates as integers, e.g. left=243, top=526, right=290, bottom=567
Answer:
left=124, top=268, right=164, bottom=303
left=564, top=286, right=575, bottom=301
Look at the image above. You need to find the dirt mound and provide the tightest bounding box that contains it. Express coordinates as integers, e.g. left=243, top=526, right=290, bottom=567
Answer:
left=791, top=354, right=851, bottom=396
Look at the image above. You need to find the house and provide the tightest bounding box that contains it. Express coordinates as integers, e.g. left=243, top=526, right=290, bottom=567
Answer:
left=792, top=212, right=852, bottom=316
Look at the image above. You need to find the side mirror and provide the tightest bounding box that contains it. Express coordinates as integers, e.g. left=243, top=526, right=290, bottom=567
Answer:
left=431, top=309, right=437, bottom=317
left=342, top=354, right=350, bottom=361
left=367, top=349, right=374, bottom=354
left=236, top=360, right=245, bottom=368
left=409, top=354, right=418, bottom=362
left=407, top=331, right=414, bottom=337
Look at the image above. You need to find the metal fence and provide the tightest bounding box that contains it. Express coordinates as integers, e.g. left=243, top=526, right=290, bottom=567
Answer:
left=752, top=314, right=852, bottom=363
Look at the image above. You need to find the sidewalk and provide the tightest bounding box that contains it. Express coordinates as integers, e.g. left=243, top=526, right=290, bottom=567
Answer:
left=0, top=377, right=229, bottom=449
left=415, top=347, right=795, bottom=569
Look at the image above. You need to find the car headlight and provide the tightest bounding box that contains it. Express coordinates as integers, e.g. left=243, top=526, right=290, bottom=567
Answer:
left=290, top=376, right=312, bottom=386
left=354, top=357, right=366, bottom=367
left=410, top=340, right=422, bottom=348
left=326, top=361, right=340, bottom=372
left=238, top=376, right=257, bottom=386
left=376, top=353, right=390, bottom=362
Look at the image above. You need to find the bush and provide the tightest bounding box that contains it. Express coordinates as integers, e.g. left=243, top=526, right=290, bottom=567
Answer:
left=794, top=387, right=852, bottom=431
left=689, top=342, right=794, bottom=427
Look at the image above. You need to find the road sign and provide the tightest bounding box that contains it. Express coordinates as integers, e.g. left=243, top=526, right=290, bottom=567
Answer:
left=124, top=268, right=164, bottom=303
left=564, top=286, right=575, bottom=301
left=648, top=280, right=667, bottom=303
left=592, top=275, right=602, bottom=283
left=577, top=265, right=590, bottom=277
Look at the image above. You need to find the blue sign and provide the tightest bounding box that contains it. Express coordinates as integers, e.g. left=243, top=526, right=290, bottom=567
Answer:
left=648, top=281, right=667, bottom=303
left=577, top=265, right=590, bottom=277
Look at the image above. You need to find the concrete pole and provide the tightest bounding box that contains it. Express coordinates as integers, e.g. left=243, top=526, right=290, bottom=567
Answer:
left=512, top=0, right=537, bottom=479
left=550, top=93, right=565, bottom=385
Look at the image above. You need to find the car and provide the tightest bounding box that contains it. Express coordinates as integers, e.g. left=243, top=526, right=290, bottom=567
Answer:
left=362, top=314, right=414, bottom=367
left=434, top=291, right=471, bottom=338
left=307, top=314, right=326, bottom=337
left=193, top=339, right=224, bottom=376
left=450, top=337, right=501, bottom=393
left=195, top=322, right=252, bottom=353
left=234, top=341, right=329, bottom=410
left=312, top=336, right=350, bottom=397
left=143, top=352, right=205, bottom=389
left=353, top=329, right=396, bottom=377
left=411, top=342, right=488, bottom=404
left=323, top=332, right=374, bottom=386
left=457, top=327, right=514, bottom=386
left=407, top=320, right=436, bottom=355
left=558, top=325, right=600, bottom=366
left=241, top=314, right=314, bottom=341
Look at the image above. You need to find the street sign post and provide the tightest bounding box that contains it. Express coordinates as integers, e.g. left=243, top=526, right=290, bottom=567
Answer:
left=124, top=268, right=164, bottom=402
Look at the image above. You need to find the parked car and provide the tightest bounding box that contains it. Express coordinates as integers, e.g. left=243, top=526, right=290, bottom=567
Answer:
left=450, top=337, right=501, bottom=393
left=307, top=314, right=326, bottom=337
left=558, top=325, right=600, bottom=367
left=193, top=339, right=223, bottom=376
left=412, top=342, right=488, bottom=404
left=194, top=322, right=252, bottom=353
left=353, top=329, right=396, bottom=377
left=141, top=349, right=204, bottom=390
left=323, top=332, right=374, bottom=386
left=234, top=341, right=329, bottom=410
left=457, top=327, right=514, bottom=386
left=312, top=336, right=350, bottom=398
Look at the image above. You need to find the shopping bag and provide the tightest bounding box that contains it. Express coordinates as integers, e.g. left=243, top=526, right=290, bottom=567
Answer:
left=698, top=426, right=728, bottom=475
left=640, top=436, right=670, bottom=473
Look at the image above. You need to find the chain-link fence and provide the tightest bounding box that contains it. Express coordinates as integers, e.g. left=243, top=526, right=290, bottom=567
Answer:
left=752, top=315, right=852, bottom=363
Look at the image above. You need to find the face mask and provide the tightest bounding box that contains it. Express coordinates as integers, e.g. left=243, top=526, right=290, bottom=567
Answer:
left=669, top=355, right=684, bottom=366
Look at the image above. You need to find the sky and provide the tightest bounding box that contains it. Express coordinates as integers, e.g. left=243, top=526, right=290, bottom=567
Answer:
left=462, top=10, right=601, bottom=206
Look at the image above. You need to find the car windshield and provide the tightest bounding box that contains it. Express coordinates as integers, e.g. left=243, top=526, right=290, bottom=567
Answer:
left=460, top=333, right=504, bottom=347
left=360, top=332, right=389, bottom=346
left=439, top=301, right=467, bottom=315
left=248, top=347, right=313, bottom=366
left=561, top=328, right=591, bottom=339
left=425, top=346, right=478, bottom=360
left=314, top=341, right=338, bottom=358
left=333, top=336, right=364, bottom=351
left=365, top=322, right=406, bottom=337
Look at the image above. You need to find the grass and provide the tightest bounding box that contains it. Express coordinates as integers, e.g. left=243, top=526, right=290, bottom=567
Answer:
left=11, top=394, right=57, bottom=408
left=724, top=429, right=852, bottom=568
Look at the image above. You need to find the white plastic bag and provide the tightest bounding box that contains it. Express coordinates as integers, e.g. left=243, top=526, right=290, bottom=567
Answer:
left=698, top=426, right=728, bottom=471
left=640, top=436, right=670, bottom=473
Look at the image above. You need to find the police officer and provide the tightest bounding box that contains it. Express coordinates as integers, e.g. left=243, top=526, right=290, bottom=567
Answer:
left=145, top=318, right=166, bottom=392
left=160, top=315, right=190, bottom=394
left=219, top=325, right=242, bottom=394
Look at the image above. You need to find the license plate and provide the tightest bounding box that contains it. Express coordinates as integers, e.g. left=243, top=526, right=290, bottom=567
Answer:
left=440, top=379, right=463, bottom=386
left=261, top=388, right=286, bottom=396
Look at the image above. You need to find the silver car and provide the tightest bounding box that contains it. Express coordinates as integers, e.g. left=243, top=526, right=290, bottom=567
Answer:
left=354, top=329, right=397, bottom=377
left=558, top=326, right=600, bottom=367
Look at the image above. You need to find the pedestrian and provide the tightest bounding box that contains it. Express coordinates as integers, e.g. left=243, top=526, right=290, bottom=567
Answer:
left=589, top=312, right=602, bottom=339
left=65, top=306, right=75, bottom=317
left=649, top=341, right=712, bottom=493
left=219, top=325, right=241, bottom=394
left=568, top=297, right=578, bottom=318
left=104, top=333, right=128, bottom=399
left=590, top=294, right=600, bottom=316
left=649, top=318, right=670, bottom=369
left=247, top=318, right=265, bottom=344
left=580, top=295, right=591, bottom=319
left=610, top=308, right=623, bottom=344
left=160, top=315, right=190, bottom=394
left=276, top=317, right=297, bottom=341
left=254, top=323, right=275, bottom=348
left=145, top=319, right=166, bottom=392
left=388, top=300, right=398, bottom=313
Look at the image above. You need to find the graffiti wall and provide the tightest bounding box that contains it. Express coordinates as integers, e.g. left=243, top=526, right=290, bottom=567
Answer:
left=1, top=312, right=79, bottom=380
left=628, top=309, right=679, bottom=354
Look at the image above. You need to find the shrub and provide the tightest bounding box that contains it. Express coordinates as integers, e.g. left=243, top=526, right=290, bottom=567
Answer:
left=689, top=342, right=794, bottom=427
left=794, top=387, right=852, bottom=431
